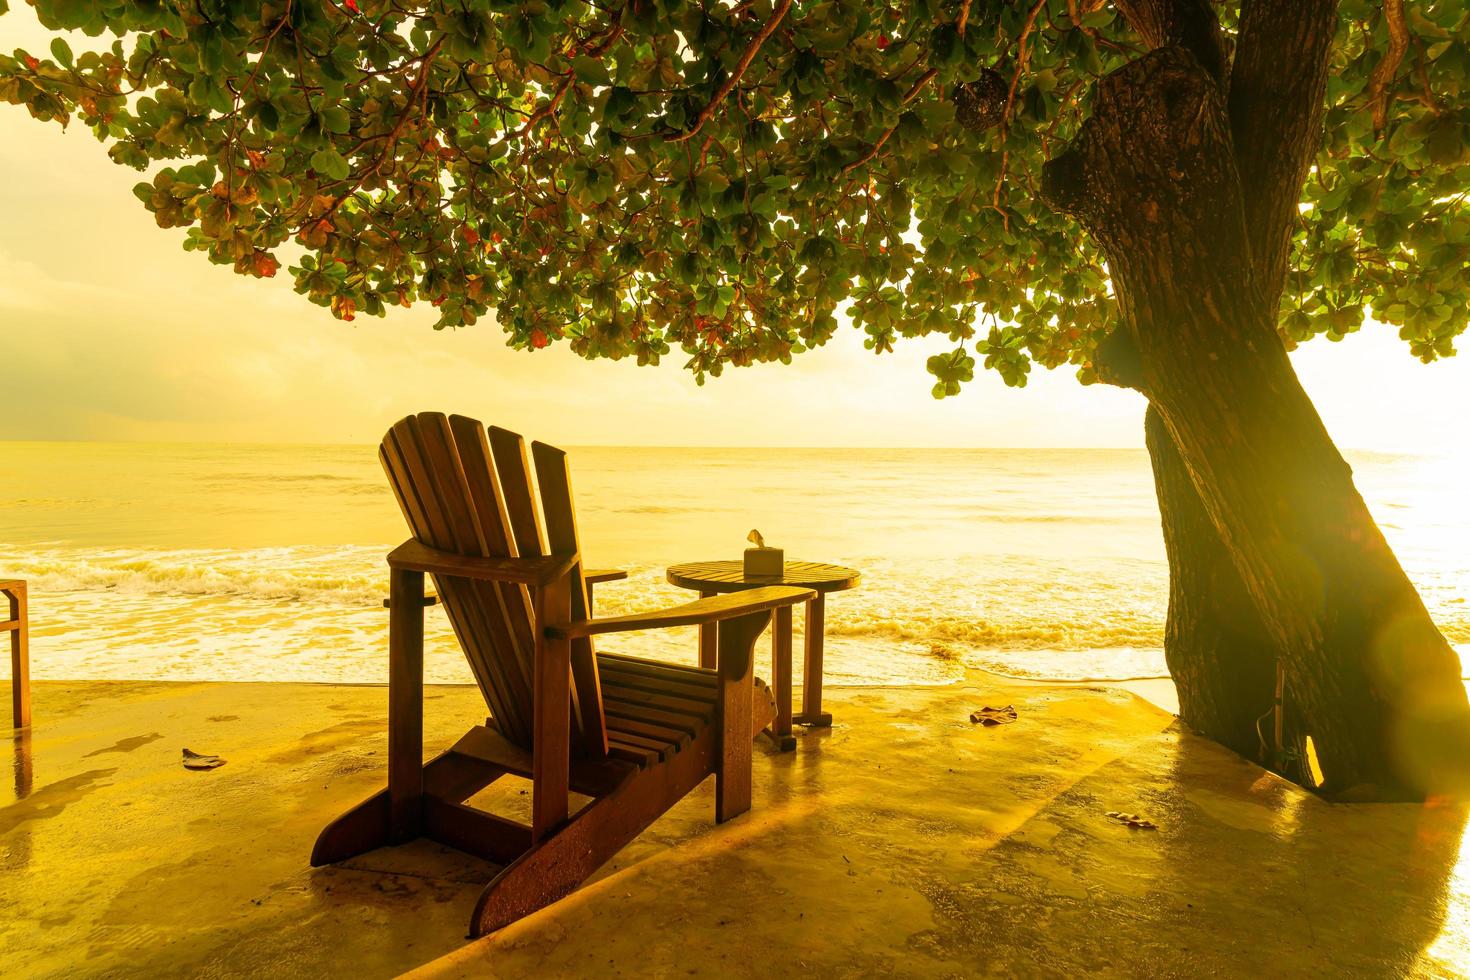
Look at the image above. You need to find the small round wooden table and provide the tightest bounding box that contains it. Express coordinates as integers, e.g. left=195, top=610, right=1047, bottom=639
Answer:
left=665, top=560, right=861, bottom=749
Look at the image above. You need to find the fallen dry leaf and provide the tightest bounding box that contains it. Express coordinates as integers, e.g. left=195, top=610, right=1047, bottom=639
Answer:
left=182, top=747, right=226, bottom=771
left=1105, top=810, right=1157, bottom=830
left=969, top=705, right=1018, bottom=726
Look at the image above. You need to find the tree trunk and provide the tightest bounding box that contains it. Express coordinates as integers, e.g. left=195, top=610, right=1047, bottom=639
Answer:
left=1145, top=406, right=1298, bottom=773
left=1044, top=46, right=1470, bottom=799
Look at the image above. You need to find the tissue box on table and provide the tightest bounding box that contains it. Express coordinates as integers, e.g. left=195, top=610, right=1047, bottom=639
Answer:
left=743, top=547, right=784, bottom=578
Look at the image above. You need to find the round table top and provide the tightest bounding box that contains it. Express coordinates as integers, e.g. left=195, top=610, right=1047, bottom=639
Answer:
left=666, top=560, right=861, bottom=594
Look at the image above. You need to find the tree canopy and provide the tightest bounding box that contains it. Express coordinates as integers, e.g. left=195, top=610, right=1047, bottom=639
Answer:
left=2, top=0, right=1466, bottom=395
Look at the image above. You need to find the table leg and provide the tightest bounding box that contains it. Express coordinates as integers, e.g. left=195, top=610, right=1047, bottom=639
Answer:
left=5, top=583, right=28, bottom=731
left=765, top=604, right=796, bottom=751
left=698, top=589, right=718, bottom=669
left=796, top=593, right=832, bottom=727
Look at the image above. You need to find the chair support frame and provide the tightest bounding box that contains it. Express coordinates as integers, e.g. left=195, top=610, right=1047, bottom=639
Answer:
left=314, top=551, right=806, bottom=936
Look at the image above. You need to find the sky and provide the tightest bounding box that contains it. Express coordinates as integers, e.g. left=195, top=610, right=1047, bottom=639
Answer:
left=2, top=13, right=1467, bottom=450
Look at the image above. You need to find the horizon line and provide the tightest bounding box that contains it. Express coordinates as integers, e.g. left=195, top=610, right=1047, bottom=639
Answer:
left=0, top=435, right=1436, bottom=455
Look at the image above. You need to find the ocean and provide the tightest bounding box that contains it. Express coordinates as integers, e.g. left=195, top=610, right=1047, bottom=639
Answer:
left=1, top=441, right=1466, bottom=688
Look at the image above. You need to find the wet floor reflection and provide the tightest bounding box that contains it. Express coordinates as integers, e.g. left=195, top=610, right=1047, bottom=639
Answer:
left=1161, top=733, right=1468, bottom=976
left=4, top=731, right=33, bottom=872
left=1420, top=802, right=1470, bottom=976
left=12, top=730, right=31, bottom=801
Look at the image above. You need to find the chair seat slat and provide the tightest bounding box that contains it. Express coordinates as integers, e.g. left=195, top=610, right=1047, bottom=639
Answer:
left=606, top=739, right=662, bottom=768
left=597, top=662, right=719, bottom=701
left=599, top=652, right=719, bottom=682
left=604, top=714, right=695, bottom=748
left=601, top=691, right=714, bottom=723
left=602, top=698, right=708, bottom=734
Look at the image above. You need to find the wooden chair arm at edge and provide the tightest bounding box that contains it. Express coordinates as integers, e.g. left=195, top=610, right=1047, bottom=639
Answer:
left=583, top=569, right=629, bottom=586
left=382, top=593, right=439, bottom=609
left=387, top=539, right=579, bottom=587
left=582, top=569, right=626, bottom=617
left=1, top=581, right=24, bottom=628
left=546, top=585, right=816, bottom=641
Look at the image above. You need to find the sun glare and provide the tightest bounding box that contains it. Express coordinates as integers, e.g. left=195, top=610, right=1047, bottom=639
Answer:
left=1421, top=804, right=1470, bottom=976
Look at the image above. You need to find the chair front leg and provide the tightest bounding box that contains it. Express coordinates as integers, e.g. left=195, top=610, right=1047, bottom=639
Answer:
left=715, top=610, right=772, bottom=823
left=532, top=571, right=573, bottom=842
left=388, top=567, right=426, bottom=842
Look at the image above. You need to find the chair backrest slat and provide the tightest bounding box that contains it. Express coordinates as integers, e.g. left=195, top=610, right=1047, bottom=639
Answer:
left=448, top=415, right=539, bottom=702
left=380, top=414, right=608, bottom=755
left=414, top=414, right=534, bottom=741
left=483, top=424, right=606, bottom=753
left=381, top=425, right=499, bottom=721
left=486, top=427, right=548, bottom=561
left=532, top=441, right=609, bottom=757
left=383, top=416, right=529, bottom=742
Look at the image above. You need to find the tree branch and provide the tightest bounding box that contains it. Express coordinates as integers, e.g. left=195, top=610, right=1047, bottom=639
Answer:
left=840, top=68, right=938, bottom=174
left=667, top=0, right=793, bottom=144
left=999, top=0, right=1048, bottom=135
left=317, top=37, right=444, bottom=224
left=223, top=1, right=293, bottom=200
left=1228, top=0, right=1339, bottom=307
left=1066, top=0, right=1095, bottom=37
left=1112, top=0, right=1227, bottom=83
left=516, top=73, right=573, bottom=138
left=1364, top=0, right=1408, bottom=134
left=844, top=0, right=1041, bottom=176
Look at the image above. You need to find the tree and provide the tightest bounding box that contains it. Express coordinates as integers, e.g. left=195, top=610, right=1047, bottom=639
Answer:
left=4, top=0, right=1467, bottom=797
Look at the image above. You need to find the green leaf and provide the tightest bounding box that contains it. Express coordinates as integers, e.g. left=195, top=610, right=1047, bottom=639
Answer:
left=310, top=147, right=350, bottom=181
left=1427, top=120, right=1464, bottom=166
left=1387, top=124, right=1422, bottom=159
left=571, top=56, right=610, bottom=86
left=320, top=106, right=351, bottom=134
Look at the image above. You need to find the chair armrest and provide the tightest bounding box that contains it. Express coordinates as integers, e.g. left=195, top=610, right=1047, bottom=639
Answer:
left=583, top=568, right=629, bottom=586
left=547, top=586, right=815, bottom=640
left=387, top=539, right=578, bottom=586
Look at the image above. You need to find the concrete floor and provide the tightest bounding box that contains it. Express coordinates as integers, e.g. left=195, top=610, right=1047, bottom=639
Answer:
left=3, top=676, right=1468, bottom=979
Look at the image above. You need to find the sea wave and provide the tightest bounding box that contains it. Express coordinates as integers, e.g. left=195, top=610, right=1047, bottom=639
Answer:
left=209, top=472, right=362, bottom=483
left=948, top=509, right=1144, bottom=524
left=825, top=613, right=1165, bottom=652
left=2, top=544, right=1466, bottom=685
left=0, top=545, right=389, bottom=605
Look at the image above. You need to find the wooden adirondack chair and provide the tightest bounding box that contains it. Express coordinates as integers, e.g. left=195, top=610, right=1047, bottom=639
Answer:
left=312, top=413, right=814, bottom=937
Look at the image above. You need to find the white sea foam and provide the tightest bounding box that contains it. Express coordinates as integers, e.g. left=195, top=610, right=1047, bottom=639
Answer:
left=6, top=545, right=387, bottom=604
